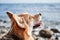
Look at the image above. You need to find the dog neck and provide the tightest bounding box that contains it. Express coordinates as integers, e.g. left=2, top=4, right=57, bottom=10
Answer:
left=28, top=21, right=34, bottom=36
left=7, top=21, right=34, bottom=40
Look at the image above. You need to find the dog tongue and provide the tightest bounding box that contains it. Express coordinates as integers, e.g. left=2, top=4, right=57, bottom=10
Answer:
left=33, top=22, right=42, bottom=29
left=35, top=22, right=42, bottom=27
left=35, top=22, right=41, bottom=27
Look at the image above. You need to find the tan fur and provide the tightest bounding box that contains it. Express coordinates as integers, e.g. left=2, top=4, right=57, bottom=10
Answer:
left=1, top=12, right=41, bottom=40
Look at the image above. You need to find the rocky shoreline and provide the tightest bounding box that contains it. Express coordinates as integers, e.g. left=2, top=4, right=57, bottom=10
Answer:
left=0, top=19, right=60, bottom=40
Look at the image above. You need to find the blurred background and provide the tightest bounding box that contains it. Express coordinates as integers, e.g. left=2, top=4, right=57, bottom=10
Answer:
left=0, top=0, right=60, bottom=39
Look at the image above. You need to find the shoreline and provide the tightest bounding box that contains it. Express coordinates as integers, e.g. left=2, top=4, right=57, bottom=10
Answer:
left=0, top=19, right=60, bottom=40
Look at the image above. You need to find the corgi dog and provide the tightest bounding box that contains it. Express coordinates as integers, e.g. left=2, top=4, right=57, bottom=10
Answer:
left=0, top=12, right=42, bottom=40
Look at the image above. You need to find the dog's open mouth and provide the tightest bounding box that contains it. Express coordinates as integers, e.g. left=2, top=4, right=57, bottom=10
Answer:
left=33, top=21, right=42, bottom=29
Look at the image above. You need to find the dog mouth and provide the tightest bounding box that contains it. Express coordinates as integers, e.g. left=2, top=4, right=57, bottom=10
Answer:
left=33, top=21, right=42, bottom=29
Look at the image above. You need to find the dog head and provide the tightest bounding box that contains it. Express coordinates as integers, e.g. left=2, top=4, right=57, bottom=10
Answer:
left=33, top=13, right=42, bottom=29
left=6, top=12, right=42, bottom=29
left=6, top=12, right=42, bottom=39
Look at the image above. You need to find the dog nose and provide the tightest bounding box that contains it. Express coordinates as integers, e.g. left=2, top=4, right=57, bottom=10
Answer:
left=39, top=13, right=41, bottom=16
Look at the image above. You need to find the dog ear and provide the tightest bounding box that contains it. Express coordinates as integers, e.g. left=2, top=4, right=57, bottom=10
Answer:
left=6, top=11, right=13, bottom=19
left=13, top=14, right=26, bottom=28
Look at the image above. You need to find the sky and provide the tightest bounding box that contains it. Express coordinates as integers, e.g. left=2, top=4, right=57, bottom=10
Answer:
left=0, top=0, right=60, bottom=3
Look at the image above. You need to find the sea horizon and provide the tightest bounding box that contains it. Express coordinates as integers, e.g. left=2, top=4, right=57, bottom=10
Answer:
left=0, top=3, right=60, bottom=29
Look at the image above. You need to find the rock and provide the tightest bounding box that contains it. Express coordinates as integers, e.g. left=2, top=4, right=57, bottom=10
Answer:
left=0, top=31, right=5, bottom=34
left=39, top=29, right=53, bottom=38
left=50, top=28, right=60, bottom=33
left=1, top=29, right=8, bottom=34
left=3, top=21, right=7, bottom=23
left=0, top=26, right=5, bottom=28
left=0, top=36, right=14, bottom=40
left=55, top=35, right=58, bottom=40
left=0, top=34, right=22, bottom=40
left=0, top=28, right=8, bottom=34
left=0, top=19, right=3, bottom=22
left=0, top=19, right=7, bottom=23
left=37, top=37, right=44, bottom=40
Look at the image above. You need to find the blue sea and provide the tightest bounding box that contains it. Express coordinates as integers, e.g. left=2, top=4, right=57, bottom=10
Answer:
left=0, top=3, right=60, bottom=29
